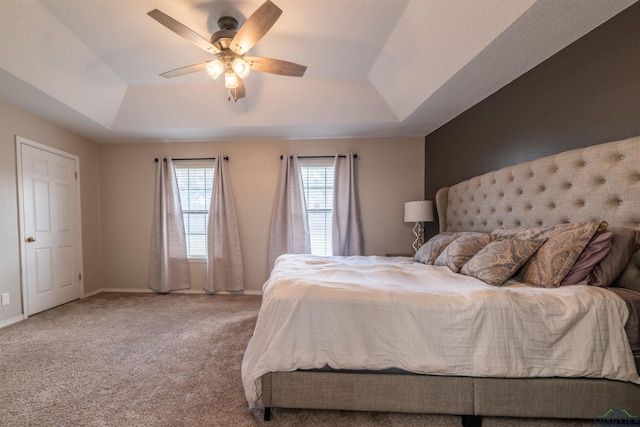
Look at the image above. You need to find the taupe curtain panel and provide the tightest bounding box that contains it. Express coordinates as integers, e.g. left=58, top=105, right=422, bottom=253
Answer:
left=267, top=154, right=311, bottom=273
left=205, top=156, right=244, bottom=292
left=333, top=152, right=364, bottom=255
left=149, top=157, right=191, bottom=293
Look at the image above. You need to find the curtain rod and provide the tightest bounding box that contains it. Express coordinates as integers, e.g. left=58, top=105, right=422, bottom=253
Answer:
left=154, top=157, right=228, bottom=162
left=279, top=154, right=358, bottom=160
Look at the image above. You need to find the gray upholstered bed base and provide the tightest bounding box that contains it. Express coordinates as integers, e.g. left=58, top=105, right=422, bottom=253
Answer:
left=262, top=371, right=640, bottom=419
left=260, top=136, right=640, bottom=421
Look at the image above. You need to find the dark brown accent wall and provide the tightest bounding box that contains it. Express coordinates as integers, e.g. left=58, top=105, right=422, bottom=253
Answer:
left=424, top=2, right=640, bottom=237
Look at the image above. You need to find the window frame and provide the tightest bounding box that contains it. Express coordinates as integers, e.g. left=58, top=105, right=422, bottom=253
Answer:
left=173, top=160, right=215, bottom=260
left=299, top=158, right=334, bottom=256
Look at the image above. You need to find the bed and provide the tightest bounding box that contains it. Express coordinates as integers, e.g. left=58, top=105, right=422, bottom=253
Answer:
left=242, top=136, right=640, bottom=424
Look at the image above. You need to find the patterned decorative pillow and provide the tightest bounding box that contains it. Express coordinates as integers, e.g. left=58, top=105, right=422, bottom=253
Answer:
left=518, top=221, right=604, bottom=288
left=414, top=232, right=472, bottom=265
left=460, top=238, right=544, bottom=286
left=491, top=225, right=552, bottom=240
left=434, top=232, right=491, bottom=272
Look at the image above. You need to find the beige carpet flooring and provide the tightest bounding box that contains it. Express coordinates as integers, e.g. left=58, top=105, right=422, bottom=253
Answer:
left=0, top=292, right=594, bottom=426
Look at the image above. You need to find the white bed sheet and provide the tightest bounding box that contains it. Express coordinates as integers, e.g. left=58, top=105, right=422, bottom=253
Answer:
left=242, top=254, right=640, bottom=405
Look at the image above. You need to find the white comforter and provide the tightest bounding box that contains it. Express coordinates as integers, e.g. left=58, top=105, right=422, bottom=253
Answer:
left=242, top=254, right=640, bottom=405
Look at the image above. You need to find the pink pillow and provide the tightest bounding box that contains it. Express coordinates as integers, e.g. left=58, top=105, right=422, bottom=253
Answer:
left=561, top=231, right=613, bottom=286
left=589, top=227, right=639, bottom=287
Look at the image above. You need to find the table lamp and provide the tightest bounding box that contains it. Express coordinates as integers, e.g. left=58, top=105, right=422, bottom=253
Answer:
left=404, top=200, right=434, bottom=253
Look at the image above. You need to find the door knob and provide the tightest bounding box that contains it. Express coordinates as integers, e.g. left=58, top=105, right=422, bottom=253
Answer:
left=26, top=237, right=36, bottom=242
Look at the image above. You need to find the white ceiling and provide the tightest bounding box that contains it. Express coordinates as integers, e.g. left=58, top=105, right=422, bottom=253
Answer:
left=0, top=0, right=635, bottom=143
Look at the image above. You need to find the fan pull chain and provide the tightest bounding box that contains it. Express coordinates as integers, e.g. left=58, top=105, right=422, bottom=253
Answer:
left=227, top=88, right=238, bottom=102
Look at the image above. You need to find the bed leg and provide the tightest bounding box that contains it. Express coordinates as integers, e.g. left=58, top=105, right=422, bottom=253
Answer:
left=264, top=407, right=271, bottom=421
left=462, top=415, right=481, bottom=427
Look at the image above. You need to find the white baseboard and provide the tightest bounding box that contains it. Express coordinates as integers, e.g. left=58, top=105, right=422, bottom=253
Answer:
left=0, top=314, right=26, bottom=329
left=82, top=288, right=103, bottom=298
left=100, top=288, right=154, bottom=294
left=240, top=289, right=262, bottom=295
left=91, top=288, right=262, bottom=296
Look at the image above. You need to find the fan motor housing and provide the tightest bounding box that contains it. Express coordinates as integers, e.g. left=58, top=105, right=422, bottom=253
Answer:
left=210, top=30, right=236, bottom=50
left=211, top=16, right=238, bottom=50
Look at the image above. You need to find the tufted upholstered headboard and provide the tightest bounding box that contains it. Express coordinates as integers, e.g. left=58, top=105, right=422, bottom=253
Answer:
left=436, top=136, right=640, bottom=233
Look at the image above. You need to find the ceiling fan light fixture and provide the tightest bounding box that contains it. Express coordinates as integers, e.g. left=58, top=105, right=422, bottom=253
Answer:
left=149, top=0, right=306, bottom=102
left=225, top=70, right=239, bottom=89
left=206, top=59, right=224, bottom=79
left=232, top=58, right=251, bottom=79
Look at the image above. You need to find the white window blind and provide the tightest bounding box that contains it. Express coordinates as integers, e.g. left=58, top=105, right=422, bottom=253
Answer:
left=174, top=165, right=214, bottom=257
left=300, top=158, right=334, bottom=256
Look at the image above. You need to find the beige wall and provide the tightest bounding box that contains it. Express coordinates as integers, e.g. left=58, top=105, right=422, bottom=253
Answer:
left=0, top=100, right=102, bottom=325
left=99, top=137, right=424, bottom=292
left=0, top=98, right=424, bottom=322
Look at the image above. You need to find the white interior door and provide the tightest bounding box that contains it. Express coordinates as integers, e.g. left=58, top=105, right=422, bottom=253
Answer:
left=18, top=139, right=83, bottom=315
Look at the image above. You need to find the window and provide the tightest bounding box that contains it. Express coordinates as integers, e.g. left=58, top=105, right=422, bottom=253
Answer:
left=300, top=158, right=334, bottom=256
left=174, top=164, right=214, bottom=257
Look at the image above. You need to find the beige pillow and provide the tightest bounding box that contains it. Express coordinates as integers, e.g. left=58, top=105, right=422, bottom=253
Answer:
left=460, top=238, right=544, bottom=286
left=415, top=232, right=474, bottom=265
left=518, top=221, right=604, bottom=288
left=434, top=233, right=491, bottom=272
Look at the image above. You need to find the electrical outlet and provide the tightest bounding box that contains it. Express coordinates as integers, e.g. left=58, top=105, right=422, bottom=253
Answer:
left=1, top=293, right=10, bottom=306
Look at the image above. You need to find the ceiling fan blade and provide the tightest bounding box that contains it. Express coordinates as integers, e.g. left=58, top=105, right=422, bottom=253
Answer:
left=159, top=62, right=209, bottom=79
left=236, top=78, right=246, bottom=100
left=148, top=9, right=220, bottom=55
left=244, top=56, right=306, bottom=77
left=230, top=0, right=282, bottom=55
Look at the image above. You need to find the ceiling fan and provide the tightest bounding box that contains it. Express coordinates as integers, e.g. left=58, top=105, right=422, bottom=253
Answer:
left=148, top=0, right=307, bottom=102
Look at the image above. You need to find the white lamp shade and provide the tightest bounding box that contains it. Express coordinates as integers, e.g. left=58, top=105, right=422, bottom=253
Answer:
left=224, top=70, right=239, bottom=89
left=205, top=59, right=224, bottom=79
left=232, top=58, right=251, bottom=78
left=404, top=200, right=434, bottom=222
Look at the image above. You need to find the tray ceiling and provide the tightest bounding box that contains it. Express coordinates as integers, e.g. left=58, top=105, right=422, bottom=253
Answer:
left=0, top=0, right=635, bottom=143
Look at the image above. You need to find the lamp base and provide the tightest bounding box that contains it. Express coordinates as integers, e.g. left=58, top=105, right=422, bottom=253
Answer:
left=412, top=222, right=425, bottom=253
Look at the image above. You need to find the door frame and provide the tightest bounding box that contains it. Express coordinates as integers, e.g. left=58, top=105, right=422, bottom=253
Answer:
left=15, top=135, right=84, bottom=317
